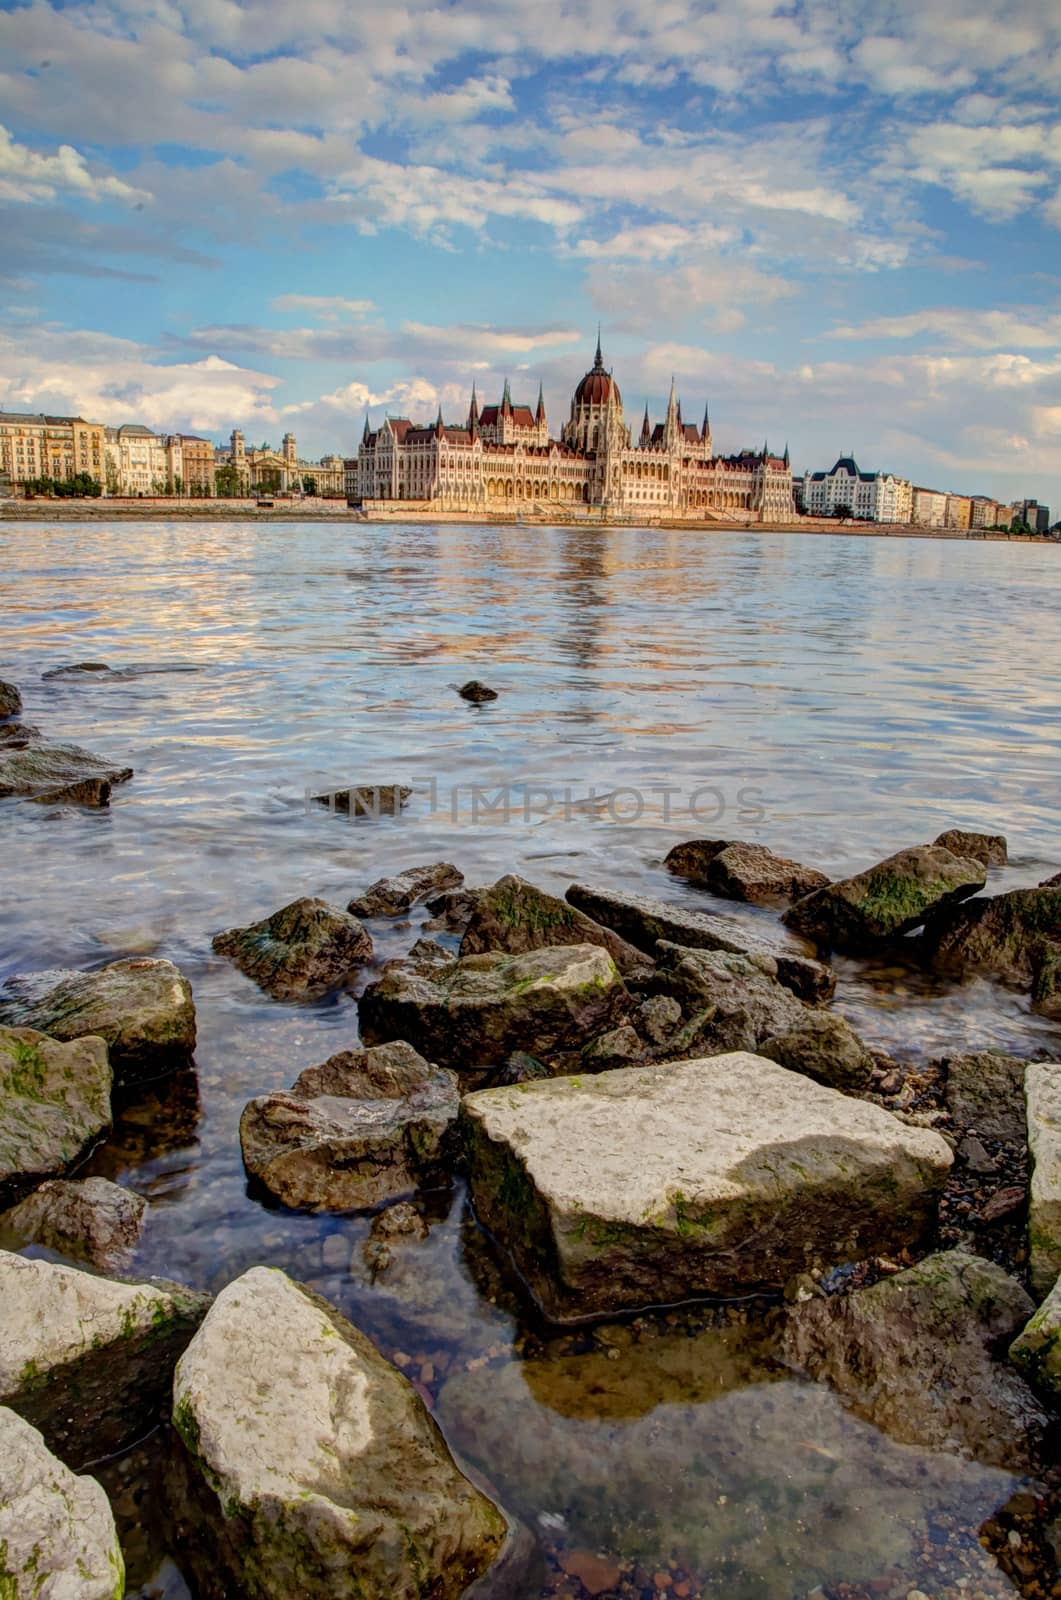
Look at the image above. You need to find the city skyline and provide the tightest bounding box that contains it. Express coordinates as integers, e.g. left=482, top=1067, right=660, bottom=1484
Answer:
left=1, top=0, right=1060, bottom=503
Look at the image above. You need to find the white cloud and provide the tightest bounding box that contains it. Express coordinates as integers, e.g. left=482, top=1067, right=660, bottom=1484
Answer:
left=829, top=308, right=1061, bottom=350
left=0, top=124, right=152, bottom=206
left=272, top=295, right=374, bottom=319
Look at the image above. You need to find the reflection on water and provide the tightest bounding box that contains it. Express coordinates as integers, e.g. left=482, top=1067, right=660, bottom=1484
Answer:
left=2, top=520, right=1060, bottom=1597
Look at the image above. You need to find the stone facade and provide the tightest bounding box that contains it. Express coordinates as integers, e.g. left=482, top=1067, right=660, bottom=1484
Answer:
left=213, top=430, right=346, bottom=496
left=803, top=456, right=913, bottom=523
left=0, top=412, right=105, bottom=488
left=355, top=340, right=795, bottom=521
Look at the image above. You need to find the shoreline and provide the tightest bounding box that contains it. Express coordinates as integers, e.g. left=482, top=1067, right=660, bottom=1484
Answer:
left=0, top=499, right=1053, bottom=542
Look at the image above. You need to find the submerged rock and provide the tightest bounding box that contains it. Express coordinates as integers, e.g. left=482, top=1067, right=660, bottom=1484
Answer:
left=312, top=783, right=411, bottom=817
left=460, top=874, right=647, bottom=976
left=349, top=861, right=463, bottom=917
left=0, top=1250, right=209, bottom=1466
left=665, top=838, right=830, bottom=903
left=240, top=1040, right=459, bottom=1211
left=924, top=885, right=1061, bottom=1018
left=0, top=1406, right=125, bottom=1600
left=0, top=740, right=133, bottom=800
left=784, top=845, right=986, bottom=952
left=759, top=1009, right=876, bottom=1093
left=934, top=828, right=1008, bottom=867
left=461, top=1051, right=952, bottom=1321
left=0, top=1027, right=112, bottom=1207
left=26, top=775, right=113, bottom=807
left=359, top=943, right=629, bottom=1077
left=42, top=661, right=113, bottom=680
left=781, top=1250, right=1046, bottom=1472
left=0, top=678, right=22, bottom=717
left=1026, top=1063, right=1061, bottom=1296
left=168, top=1266, right=516, bottom=1600
left=943, top=1051, right=1029, bottom=1142
left=566, top=882, right=834, bottom=1003
left=1, top=1176, right=147, bottom=1268
left=213, top=896, right=372, bottom=1000
left=458, top=680, right=498, bottom=702
left=0, top=958, right=196, bottom=1085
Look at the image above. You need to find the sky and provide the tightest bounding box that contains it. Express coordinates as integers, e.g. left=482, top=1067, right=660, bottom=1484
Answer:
left=1, top=0, right=1060, bottom=505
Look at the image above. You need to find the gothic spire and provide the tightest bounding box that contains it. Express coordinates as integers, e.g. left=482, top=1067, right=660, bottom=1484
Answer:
left=468, top=381, right=479, bottom=428
left=536, top=379, right=546, bottom=422
left=640, top=402, right=651, bottom=444
left=501, top=376, right=512, bottom=414
left=783, top=441, right=790, bottom=466
left=362, top=412, right=370, bottom=443
left=435, top=405, right=445, bottom=436
left=594, top=324, right=603, bottom=370
left=702, top=400, right=710, bottom=440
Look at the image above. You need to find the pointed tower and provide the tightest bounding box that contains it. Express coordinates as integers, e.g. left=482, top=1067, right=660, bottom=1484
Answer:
left=535, top=379, right=546, bottom=442
left=640, top=403, right=651, bottom=446
left=701, top=401, right=710, bottom=442
left=594, top=324, right=603, bottom=370
left=435, top=405, right=445, bottom=438
left=664, top=377, right=679, bottom=447
left=501, top=377, right=512, bottom=416
left=467, top=382, right=479, bottom=431
left=783, top=442, right=790, bottom=467
left=362, top=413, right=370, bottom=444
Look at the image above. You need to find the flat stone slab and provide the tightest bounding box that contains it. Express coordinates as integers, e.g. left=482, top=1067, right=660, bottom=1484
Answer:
left=0, top=958, right=196, bottom=1085
left=168, top=1267, right=514, bottom=1600
left=1010, top=1272, right=1061, bottom=1396
left=565, top=883, right=834, bottom=1003
left=1026, top=1063, right=1061, bottom=1297
left=462, top=1052, right=952, bottom=1321
left=665, top=839, right=830, bottom=903
left=0, top=739, right=133, bottom=799
left=0, top=1027, right=112, bottom=1207
left=0, top=1406, right=125, bottom=1599
left=0, top=1249, right=209, bottom=1467
left=943, top=1051, right=1028, bottom=1142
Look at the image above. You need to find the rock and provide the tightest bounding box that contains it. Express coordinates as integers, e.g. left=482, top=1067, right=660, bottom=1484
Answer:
left=934, top=829, right=1008, bottom=867
left=213, top=896, right=372, bottom=1000
left=0, top=720, right=40, bottom=746
left=423, top=887, right=484, bottom=933
left=924, top=886, right=1061, bottom=1018
left=0, top=1406, right=125, bottom=1599
left=360, top=943, right=630, bottom=1077
left=1041, top=870, right=1061, bottom=889
left=168, top=1266, right=515, bottom=1600
left=493, top=1051, right=552, bottom=1085
left=0, top=1250, right=209, bottom=1466
left=784, top=845, right=986, bottom=952
left=42, top=662, right=113, bottom=679
left=0, top=678, right=22, bottom=717
left=1010, top=1274, right=1061, bottom=1394
left=349, top=861, right=464, bottom=917
left=371, top=1201, right=428, bottom=1241
left=636, top=993, right=682, bottom=1045
left=26, top=776, right=112, bottom=807
left=458, top=680, right=498, bottom=702
left=566, top=882, right=834, bottom=1003
left=0, top=959, right=196, bottom=1085
left=1026, top=1063, right=1061, bottom=1296
left=958, top=1133, right=998, bottom=1173
left=652, top=942, right=808, bottom=1045
left=401, top=936, right=454, bottom=973
left=581, top=1023, right=643, bottom=1067
left=240, top=1040, right=459, bottom=1211
left=665, top=839, right=830, bottom=903
left=312, top=783, right=411, bottom=816
left=0, top=1027, right=112, bottom=1207
left=461, top=1052, right=952, bottom=1320
left=1, top=1176, right=146, bottom=1268
left=943, top=1051, right=1029, bottom=1142
left=780, top=1250, right=1047, bottom=1471
left=980, top=1186, right=1026, bottom=1225
left=460, top=874, right=647, bottom=976
left=758, top=1010, right=876, bottom=1093
left=0, top=740, right=133, bottom=800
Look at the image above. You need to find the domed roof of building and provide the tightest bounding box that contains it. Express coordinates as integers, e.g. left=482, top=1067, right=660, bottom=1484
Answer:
left=574, top=334, right=621, bottom=408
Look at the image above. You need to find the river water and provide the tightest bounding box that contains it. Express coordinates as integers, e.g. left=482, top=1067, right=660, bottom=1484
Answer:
left=2, top=519, right=1060, bottom=1599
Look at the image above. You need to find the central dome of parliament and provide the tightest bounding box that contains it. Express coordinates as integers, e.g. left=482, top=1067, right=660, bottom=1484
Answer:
left=573, top=338, right=621, bottom=408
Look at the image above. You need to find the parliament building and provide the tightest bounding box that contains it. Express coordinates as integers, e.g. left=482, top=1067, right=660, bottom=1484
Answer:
left=355, top=337, right=794, bottom=521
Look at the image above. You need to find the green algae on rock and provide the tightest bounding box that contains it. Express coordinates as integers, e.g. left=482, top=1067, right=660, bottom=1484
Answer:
left=1010, top=1272, right=1061, bottom=1396
left=168, top=1266, right=519, bottom=1600
left=0, top=1250, right=209, bottom=1468
left=461, top=1052, right=953, bottom=1321
left=213, top=895, right=373, bottom=1000
left=459, top=874, right=647, bottom=976
left=0, top=1026, right=112, bottom=1207
left=0, top=1405, right=125, bottom=1600
left=924, top=885, right=1061, bottom=1019
left=0, top=959, right=196, bottom=1086
left=1025, top=1063, right=1061, bottom=1297
left=784, top=844, right=987, bottom=953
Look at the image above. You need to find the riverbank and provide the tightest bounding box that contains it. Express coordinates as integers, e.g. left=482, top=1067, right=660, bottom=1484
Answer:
left=0, top=496, right=1052, bottom=543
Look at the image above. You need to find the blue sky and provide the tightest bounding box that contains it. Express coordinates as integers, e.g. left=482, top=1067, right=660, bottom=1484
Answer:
left=1, top=0, right=1060, bottom=505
